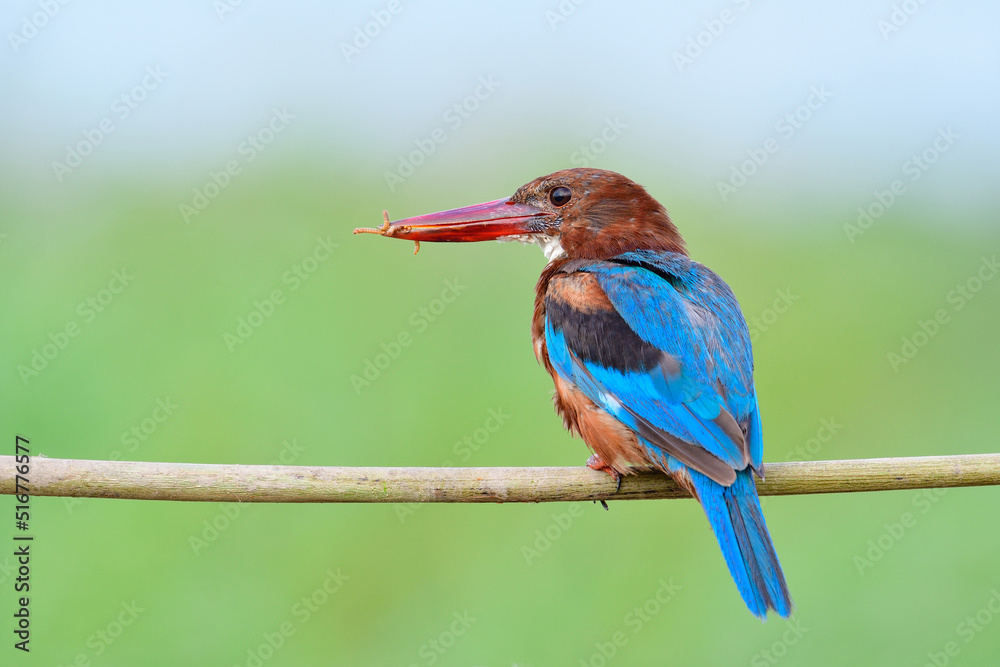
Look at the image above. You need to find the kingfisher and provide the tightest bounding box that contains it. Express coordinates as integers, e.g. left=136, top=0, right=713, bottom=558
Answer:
left=355, top=168, right=792, bottom=618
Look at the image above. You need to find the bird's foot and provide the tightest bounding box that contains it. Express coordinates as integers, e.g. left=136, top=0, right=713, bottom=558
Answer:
left=586, top=454, right=622, bottom=494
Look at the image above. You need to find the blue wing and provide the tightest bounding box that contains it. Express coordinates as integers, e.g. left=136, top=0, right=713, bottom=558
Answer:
left=544, top=250, right=763, bottom=483
left=544, top=250, right=789, bottom=617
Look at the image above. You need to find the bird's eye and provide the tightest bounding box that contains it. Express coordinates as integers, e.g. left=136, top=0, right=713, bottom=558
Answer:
left=549, top=186, right=572, bottom=207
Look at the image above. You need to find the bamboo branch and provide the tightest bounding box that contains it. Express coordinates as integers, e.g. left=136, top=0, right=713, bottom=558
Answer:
left=1, top=454, right=999, bottom=503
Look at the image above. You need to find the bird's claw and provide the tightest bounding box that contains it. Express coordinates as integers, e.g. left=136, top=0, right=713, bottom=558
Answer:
left=586, top=454, right=622, bottom=493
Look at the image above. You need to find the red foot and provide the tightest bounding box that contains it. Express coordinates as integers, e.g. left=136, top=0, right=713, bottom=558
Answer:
left=587, top=454, right=622, bottom=493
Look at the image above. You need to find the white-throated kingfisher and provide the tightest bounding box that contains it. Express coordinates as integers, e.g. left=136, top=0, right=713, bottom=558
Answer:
left=355, top=168, right=792, bottom=618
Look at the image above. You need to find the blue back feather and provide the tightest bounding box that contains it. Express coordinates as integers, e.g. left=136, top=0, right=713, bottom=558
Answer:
left=545, top=250, right=791, bottom=617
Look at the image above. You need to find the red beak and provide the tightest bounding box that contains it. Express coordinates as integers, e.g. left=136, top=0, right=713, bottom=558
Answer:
left=354, top=197, right=555, bottom=246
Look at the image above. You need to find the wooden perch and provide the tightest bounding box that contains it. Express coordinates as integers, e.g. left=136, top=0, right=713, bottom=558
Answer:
left=1, top=454, right=999, bottom=503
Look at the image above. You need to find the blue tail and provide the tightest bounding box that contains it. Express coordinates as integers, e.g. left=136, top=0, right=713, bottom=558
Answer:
left=689, top=468, right=792, bottom=618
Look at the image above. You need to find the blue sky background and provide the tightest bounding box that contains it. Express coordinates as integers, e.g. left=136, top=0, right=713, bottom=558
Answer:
left=2, top=0, right=998, bottom=227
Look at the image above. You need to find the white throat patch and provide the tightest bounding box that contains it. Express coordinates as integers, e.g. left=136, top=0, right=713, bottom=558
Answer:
left=538, top=236, right=565, bottom=262
left=498, top=234, right=565, bottom=262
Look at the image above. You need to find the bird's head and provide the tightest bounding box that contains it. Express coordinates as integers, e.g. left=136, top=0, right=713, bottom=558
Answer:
left=355, top=168, right=687, bottom=260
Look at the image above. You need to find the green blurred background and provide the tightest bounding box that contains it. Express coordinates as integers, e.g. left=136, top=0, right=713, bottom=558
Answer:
left=3, top=1, right=1000, bottom=665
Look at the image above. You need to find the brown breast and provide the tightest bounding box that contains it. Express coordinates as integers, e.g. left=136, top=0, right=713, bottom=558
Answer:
left=531, top=263, right=647, bottom=474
